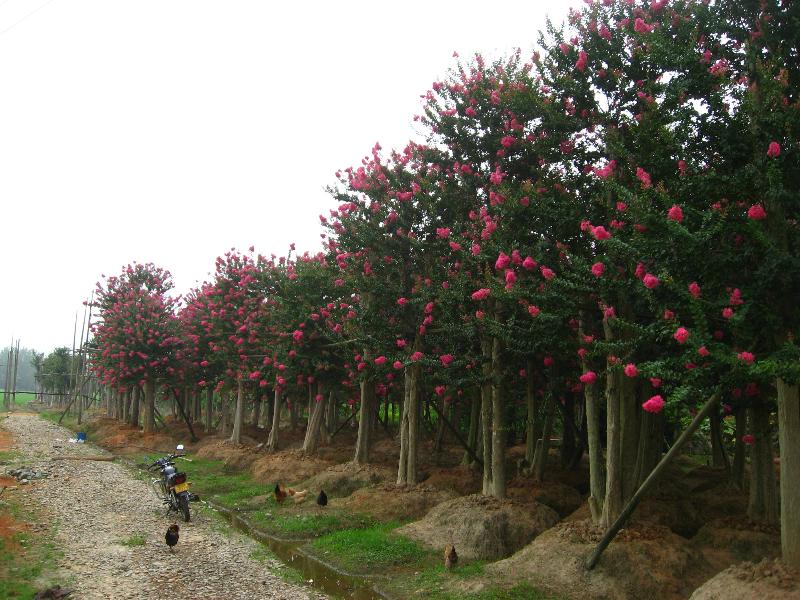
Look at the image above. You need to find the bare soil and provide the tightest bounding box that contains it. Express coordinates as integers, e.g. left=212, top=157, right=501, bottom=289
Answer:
left=690, top=558, right=799, bottom=600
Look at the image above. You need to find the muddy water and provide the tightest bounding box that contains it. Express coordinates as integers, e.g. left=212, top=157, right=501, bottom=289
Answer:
left=212, top=503, right=389, bottom=600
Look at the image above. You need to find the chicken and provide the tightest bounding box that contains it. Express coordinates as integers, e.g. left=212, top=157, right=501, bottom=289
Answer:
left=165, top=524, right=179, bottom=552
left=275, top=483, right=308, bottom=504
left=444, top=544, right=458, bottom=570
left=33, top=586, right=73, bottom=599
left=316, top=490, right=328, bottom=507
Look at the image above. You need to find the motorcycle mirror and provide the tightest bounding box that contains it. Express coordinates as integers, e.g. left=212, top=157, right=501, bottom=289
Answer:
left=176, top=444, right=185, bottom=451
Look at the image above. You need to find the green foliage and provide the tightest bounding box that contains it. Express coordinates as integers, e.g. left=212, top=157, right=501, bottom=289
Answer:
left=119, top=533, right=147, bottom=547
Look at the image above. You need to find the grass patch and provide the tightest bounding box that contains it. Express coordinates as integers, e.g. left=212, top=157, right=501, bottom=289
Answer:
left=0, top=495, right=64, bottom=598
left=388, top=563, right=554, bottom=600
left=308, top=522, right=434, bottom=573
left=120, top=532, right=147, bottom=547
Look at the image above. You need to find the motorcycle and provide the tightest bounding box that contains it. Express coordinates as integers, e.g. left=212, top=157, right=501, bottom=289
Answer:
left=147, top=444, right=197, bottom=522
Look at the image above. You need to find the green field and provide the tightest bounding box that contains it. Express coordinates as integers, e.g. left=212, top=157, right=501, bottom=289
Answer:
left=0, top=390, right=37, bottom=407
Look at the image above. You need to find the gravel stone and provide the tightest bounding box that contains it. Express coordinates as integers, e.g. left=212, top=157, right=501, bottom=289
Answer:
left=2, top=414, right=327, bottom=600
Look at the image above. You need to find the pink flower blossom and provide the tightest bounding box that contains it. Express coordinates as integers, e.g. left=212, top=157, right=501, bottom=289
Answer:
left=591, top=262, right=605, bottom=277
left=635, top=263, right=646, bottom=279
left=591, top=225, right=611, bottom=240
left=435, top=385, right=446, bottom=397
left=624, top=363, right=638, bottom=377
left=528, top=305, right=541, bottom=317
left=737, top=351, right=755, bottom=365
left=643, top=273, right=660, bottom=289
left=495, top=252, right=511, bottom=270
left=634, top=18, right=653, bottom=33
left=604, top=306, right=616, bottom=320
left=580, top=371, right=598, bottom=385
left=575, top=50, right=588, bottom=72
left=410, top=351, right=424, bottom=361
left=688, top=282, right=701, bottom=298
left=357, top=362, right=366, bottom=371
left=471, top=288, right=491, bottom=301
left=663, top=309, right=675, bottom=320
left=767, top=141, right=781, bottom=157
left=440, top=354, right=454, bottom=367
left=540, top=266, right=555, bottom=280
left=436, top=227, right=451, bottom=239
left=504, top=269, right=517, bottom=288
left=397, top=297, right=408, bottom=306
left=667, top=205, right=684, bottom=223
left=674, top=327, right=690, bottom=344
left=522, top=256, right=537, bottom=271
left=292, top=329, right=304, bottom=343
left=747, top=204, right=767, bottom=220
left=698, top=346, right=710, bottom=357
left=475, top=310, right=485, bottom=320
left=722, top=307, right=734, bottom=319
left=642, top=395, right=665, bottom=413
left=650, top=377, right=662, bottom=388
left=636, top=167, right=652, bottom=188
left=471, top=244, right=481, bottom=256
left=393, top=360, right=403, bottom=369
left=543, top=356, right=554, bottom=367
left=742, top=434, right=755, bottom=445
left=374, top=356, right=387, bottom=365
left=449, top=241, right=462, bottom=251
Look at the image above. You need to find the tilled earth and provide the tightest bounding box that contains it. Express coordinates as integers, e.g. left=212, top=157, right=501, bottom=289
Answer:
left=1, top=414, right=326, bottom=600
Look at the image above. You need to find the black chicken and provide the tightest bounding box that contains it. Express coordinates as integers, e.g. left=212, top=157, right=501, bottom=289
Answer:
left=316, top=489, right=328, bottom=507
left=33, top=586, right=73, bottom=599
left=165, top=524, right=180, bottom=552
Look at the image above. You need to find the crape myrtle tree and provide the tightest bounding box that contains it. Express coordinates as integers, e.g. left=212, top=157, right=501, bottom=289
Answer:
left=91, top=263, right=183, bottom=433
left=197, top=250, right=269, bottom=444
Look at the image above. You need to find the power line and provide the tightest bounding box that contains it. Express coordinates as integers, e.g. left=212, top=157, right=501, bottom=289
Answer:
left=0, top=0, right=57, bottom=36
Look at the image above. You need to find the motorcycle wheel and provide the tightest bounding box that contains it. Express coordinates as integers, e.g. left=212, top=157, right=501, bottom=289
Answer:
left=179, top=493, right=191, bottom=522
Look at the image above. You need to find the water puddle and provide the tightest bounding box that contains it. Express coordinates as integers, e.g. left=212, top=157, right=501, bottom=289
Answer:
left=212, top=503, right=389, bottom=600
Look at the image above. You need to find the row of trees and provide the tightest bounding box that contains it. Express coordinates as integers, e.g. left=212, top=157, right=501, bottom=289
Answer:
left=84, top=0, right=799, bottom=568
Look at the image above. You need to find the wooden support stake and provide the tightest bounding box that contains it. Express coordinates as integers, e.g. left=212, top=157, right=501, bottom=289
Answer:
left=430, top=397, right=483, bottom=468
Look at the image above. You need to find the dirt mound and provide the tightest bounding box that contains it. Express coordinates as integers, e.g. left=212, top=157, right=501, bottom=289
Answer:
left=337, top=483, right=457, bottom=522
left=302, top=462, right=392, bottom=498
left=692, top=518, right=780, bottom=571
left=250, top=449, right=333, bottom=485
left=507, top=479, right=583, bottom=518
left=422, top=465, right=482, bottom=496
left=195, top=440, right=263, bottom=470
left=397, top=494, right=559, bottom=561
left=690, top=559, right=799, bottom=600
left=488, top=519, right=712, bottom=600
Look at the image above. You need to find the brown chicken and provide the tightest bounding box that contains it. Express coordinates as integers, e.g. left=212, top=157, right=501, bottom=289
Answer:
left=274, top=483, right=308, bottom=504
left=444, top=544, right=458, bottom=570
left=165, top=524, right=179, bottom=552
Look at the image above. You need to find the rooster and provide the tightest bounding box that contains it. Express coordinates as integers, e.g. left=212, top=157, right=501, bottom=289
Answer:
left=165, top=524, right=179, bottom=552
left=444, top=544, right=458, bottom=570
left=316, top=490, right=328, bottom=507
left=274, top=483, right=308, bottom=504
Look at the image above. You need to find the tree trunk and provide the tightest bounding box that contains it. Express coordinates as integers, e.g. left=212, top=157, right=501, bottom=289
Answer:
left=584, top=374, right=605, bottom=522
left=710, top=407, right=726, bottom=468
left=142, top=379, right=156, bottom=433
left=397, top=363, right=420, bottom=484
left=620, top=375, right=640, bottom=501
left=219, top=392, right=229, bottom=435
left=601, top=358, right=623, bottom=528
left=532, top=395, right=554, bottom=482
left=230, top=379, right=244, bottom=444
left=267, top=388, right=281, bottom=451
left=525, top=363, right=540, bottom=466
left=303, top=386, right=326, bottom=455
left=777, top=379, right=800, bottom=569
left=354, top=374, right=375, bottom=464
left=205, top=387, right=213, bottom=433
left=290, top=395, right=299, bottom=432
left=434, top=395, right=446, bottom=452
left=747, top=401, right=779, bottom=523
left=480, top=337, right=493, bottom=495
left=251, top=388, right=262, bottom=428
left=490, top=337, right=506, bottom=498
left=632, top=401, right=664, bottom=488
left=732, top=407, right=747, bottom=489
left=464, top=390, right=481, bottom=466
left=129, top=386, right=141, bottom=428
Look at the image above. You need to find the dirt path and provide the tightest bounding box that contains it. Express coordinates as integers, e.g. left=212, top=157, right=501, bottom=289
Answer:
left=2, top=413, right=326, bottom=600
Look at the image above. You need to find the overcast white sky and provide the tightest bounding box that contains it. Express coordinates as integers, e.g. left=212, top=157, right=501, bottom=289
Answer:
left=0, top=0, right=568, bottom=353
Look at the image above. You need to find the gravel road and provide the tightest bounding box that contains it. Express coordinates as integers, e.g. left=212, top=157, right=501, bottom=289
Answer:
left=2, top=413, right=326, bottom=600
